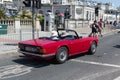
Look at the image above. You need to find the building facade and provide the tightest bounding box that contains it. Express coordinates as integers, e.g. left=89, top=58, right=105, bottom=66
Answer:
left=40, top=0, right=119, bottom=22
left=0, top=0, right=119, bottom=22
left=41, top=0, right=50, bottom=4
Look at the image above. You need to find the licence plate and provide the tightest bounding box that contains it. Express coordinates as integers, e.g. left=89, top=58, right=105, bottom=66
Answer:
left=25, top=47, right=32, bottom=51
left=25, top=47, right=38, bottom=52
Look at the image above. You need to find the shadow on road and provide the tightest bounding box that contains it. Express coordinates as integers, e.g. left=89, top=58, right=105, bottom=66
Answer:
left=113, top=45, right=120, bottom=48
left=118, top=31, right=120, bottom=33
left=69, top=53, right=86, bottom=60
left=12, top=56, right=53, bottom=68
left=12, top=52, right=87, bottom=68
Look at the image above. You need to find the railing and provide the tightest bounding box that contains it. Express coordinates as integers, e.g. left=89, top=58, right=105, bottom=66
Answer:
left=0, top=28, right=50, bottom=52
left=0, top=19, right=36, bottom=34
left=0, top=19, right=49, bottom=52
left=65, top=19, right=90, bottom=29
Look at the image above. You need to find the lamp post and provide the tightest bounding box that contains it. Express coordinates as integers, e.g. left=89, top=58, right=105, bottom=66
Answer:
left=82, top=0, right=85, bottom=27
left=32, top=0, right=35, bottom=39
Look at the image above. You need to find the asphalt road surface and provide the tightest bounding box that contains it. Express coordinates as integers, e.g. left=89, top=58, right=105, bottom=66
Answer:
left=0, top=32, right=120, bottom=80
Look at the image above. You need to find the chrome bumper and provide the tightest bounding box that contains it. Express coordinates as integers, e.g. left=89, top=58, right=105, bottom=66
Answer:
left=18, top=50, right=55, bottom=58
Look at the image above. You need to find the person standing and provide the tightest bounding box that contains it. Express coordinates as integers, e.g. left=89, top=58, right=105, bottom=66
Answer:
left=98, top=19, right=103, bottom=37
left=113, top=21, right=117, bottom=26
left=89, top=20, right=99, bottom=37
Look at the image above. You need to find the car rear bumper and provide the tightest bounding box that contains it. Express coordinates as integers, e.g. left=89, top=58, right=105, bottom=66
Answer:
left=18, top=50, right=55, bottom=58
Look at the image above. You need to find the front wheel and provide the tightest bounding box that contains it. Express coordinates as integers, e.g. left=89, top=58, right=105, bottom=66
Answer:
left=55, top=47, right=68, bottom=64
left=88, top=41, right=97, bottom=55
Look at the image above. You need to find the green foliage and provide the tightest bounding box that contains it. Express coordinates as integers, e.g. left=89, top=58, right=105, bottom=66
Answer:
left=17, top=10, right=32, bottom=19
left=0, top=8, right=7, bottom=19
left=36, top=14, right=44, bottom=23
left=35, top=14, right=44, bottom=27
left=0, top=8, right=44, bottom=21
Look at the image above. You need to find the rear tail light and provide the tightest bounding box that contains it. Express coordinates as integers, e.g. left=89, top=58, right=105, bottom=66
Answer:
left=18, top=44, right=25, bottom=50
left=40, top=49, right=46, bottom=53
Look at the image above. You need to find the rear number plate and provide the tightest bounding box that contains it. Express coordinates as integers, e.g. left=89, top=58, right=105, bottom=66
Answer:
left=25, top=46, right=39, bottom=53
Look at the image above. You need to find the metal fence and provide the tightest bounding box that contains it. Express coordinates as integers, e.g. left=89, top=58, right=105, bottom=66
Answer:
left=65, top=19, right=90, bottom=29
left=0, top=19, right=50, bottom=52
left=0, top=28, right=50, bottom=52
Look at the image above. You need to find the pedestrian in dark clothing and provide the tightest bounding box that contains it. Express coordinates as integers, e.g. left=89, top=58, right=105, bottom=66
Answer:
left=89, top=20, right=98, bottom=37
left=113, top=21, right=117, bottom=27
left=110, top=21, right=112, bottom=25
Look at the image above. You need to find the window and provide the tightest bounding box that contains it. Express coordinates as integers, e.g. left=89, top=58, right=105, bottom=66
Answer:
left=86, top=11, right=89, bottom=20
left=76, top=8, right=83, bottom=15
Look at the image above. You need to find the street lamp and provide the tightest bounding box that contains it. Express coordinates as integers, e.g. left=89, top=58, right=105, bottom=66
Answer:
left=82, top=0, right=86, bottom=27
left=31, top=0, right=35, bottom=39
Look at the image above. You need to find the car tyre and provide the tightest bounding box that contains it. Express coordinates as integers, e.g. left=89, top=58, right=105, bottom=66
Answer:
left=88, top=41, right=97, bottom=55
left=55, top=47, right=68, bottom=64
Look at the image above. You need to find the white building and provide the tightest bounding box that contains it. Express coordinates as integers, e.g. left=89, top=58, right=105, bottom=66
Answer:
left=52, top=0, right=67, bottom=5
left=3, top=0, right=12, bottom=1
left=41, top=0, right=50, bottom=4
left=39, top=0, right=120, bottom=30
left=41, top=0, right=105, bottom=21
left=0, top=0, right=12, bottom=3
left=0, top=0, right=3, bottom=4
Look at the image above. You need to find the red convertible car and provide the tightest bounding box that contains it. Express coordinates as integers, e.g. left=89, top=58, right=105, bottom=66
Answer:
left=18, top=29, right=99, bottom=63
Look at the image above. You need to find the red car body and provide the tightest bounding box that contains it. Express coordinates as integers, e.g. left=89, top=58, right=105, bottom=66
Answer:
left=18, top=29, right=99, bottom=63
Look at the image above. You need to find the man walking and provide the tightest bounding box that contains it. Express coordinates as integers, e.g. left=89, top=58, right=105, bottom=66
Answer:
left=98, top=19, right=103, bottom=37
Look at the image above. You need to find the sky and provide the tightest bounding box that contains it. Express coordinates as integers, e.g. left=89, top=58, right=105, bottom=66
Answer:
left=95, top=0, right=120, bottom=9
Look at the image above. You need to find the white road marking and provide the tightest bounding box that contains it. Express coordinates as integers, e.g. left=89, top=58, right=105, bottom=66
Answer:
left=0, top=65, right=32, bottom=79
left=115, top=54, right=119, bottom=56
left=71, top=59, right=120, bottom=80
left=114, top=76, right=120, bottom=80
left=71, top=59, right=120, bottom=68
left=103, top=53, right=107, bottom=55
left=76, top=69, right=120, bottom=80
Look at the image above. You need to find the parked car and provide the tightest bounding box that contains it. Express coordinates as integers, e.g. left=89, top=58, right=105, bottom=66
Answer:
left=18, top=29, right=99, bottom=64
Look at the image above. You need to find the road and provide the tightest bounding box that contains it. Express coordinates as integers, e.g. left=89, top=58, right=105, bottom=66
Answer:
left=0, top=32, right=120, bottom=80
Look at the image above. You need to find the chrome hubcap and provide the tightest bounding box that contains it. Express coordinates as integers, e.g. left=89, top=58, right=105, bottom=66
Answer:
left=91, top=44, right=96, bottom=53
left=59, top=51, right=67, bottom=61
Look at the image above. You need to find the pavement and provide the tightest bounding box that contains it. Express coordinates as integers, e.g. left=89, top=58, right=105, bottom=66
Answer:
left=0, top=26, right=120, bottom=56
left=73, top=26, right=119, bottom=37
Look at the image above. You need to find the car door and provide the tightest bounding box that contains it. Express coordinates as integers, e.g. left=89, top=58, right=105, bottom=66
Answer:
left=69, top=38, right=84, bottom=55
left=81, top=38, right=93, bottom=51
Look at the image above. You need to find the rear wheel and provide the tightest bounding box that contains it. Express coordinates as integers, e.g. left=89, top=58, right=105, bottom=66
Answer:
left=55, top=47, right=68, bottom=64
left=88, top=41, right=97, bottom=55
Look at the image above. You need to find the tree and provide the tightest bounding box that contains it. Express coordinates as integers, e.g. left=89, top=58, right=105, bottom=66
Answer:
left=35, top=13, right=44, bottom=30
left=17, top=10, right=32, bottom=19
left=0, top=8, right=7, bottom=19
